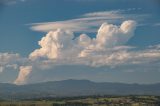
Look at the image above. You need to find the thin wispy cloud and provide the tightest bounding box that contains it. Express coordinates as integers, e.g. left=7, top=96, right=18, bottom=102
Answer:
left=0, top=0, right=26, bottom=5
left=154, top=23, right=160, bottom=26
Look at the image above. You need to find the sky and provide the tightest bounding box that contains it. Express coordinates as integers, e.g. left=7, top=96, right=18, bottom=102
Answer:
left=0, top=0, right=160, bottom=84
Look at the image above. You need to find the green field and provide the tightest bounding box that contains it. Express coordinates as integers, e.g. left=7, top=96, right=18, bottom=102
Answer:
left=0, top=96, right=160, bottom=106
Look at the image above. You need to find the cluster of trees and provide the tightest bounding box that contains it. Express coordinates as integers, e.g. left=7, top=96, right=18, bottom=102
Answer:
left=53, top=102, right=91, bottom=106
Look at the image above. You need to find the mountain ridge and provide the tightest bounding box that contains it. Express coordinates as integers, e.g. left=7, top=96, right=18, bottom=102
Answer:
left=0, top=79, right=160, bottom=100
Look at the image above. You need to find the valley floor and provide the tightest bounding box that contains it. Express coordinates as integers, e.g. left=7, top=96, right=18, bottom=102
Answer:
left=0, top=95, right=160, bottom=106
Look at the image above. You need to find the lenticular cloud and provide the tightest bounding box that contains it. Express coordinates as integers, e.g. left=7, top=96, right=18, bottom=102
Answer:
left=29, top=20, right=137, bottom=60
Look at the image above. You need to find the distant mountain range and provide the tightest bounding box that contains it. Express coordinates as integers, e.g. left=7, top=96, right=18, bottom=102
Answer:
left=0, top=79, right=160, bottom=100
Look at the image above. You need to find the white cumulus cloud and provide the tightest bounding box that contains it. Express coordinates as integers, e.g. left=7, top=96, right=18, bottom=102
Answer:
left=29, top=29, right=79, bottom=59
left=30, top=20, right=136, bottom=60
left=0, top=53, right=21, bottom=73
left=96, top=20, right=136, bottom=48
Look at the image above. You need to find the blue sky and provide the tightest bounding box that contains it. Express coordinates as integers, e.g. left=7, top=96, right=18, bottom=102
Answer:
left=0, top=0, right=160, bottom=84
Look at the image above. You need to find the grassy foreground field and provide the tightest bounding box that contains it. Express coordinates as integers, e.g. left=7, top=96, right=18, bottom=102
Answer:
left=0, top=96, right=160, bottom=106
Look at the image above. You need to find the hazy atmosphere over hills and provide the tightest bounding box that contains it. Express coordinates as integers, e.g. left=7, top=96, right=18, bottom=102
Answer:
left=0, top=0, right=160, bottom=85
left=1, top=79, right=160, bottom=100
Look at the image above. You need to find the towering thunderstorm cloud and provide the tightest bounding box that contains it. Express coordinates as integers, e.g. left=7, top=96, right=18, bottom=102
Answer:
left=13, top=20, right=137, bottom=84
left=29, top=20, right=136, bottom=60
